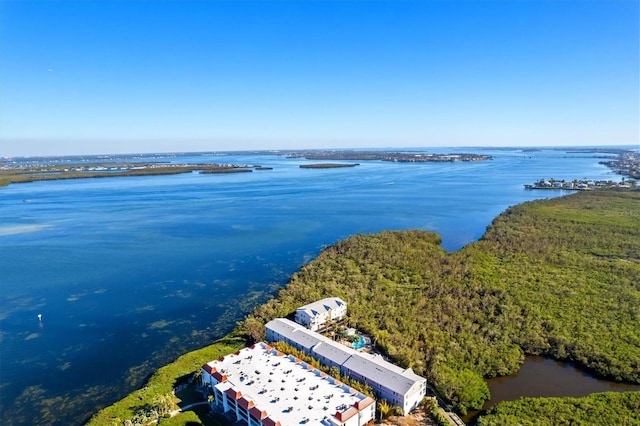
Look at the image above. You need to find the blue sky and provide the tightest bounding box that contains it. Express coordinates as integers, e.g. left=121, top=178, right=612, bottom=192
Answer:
left=1, top=0, right=638, bottom=156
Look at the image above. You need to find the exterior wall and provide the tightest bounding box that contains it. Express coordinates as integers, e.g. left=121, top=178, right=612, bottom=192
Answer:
left=265, top=328, right=288, bottom=348
left=359, top=404, right=376, bottom=425
left=266, top=328, right=307, bottom=355
left=293, top=310, right=309, bottom=328
left=378, top=380, right=425, bottom=413
left=366, top=379, right=424, bottom=413
left=313, top=352, right=342, bottom=369
left=294, top=309, right=315, bottom=330
left=402, top=381, right=427, bottom=414
left=329, top=302, right=347, bottom=321
left=236, top=405, right=249, bottom=424
left=214, top=387, right=224, bottom=407
left=343, top=414, right=360, bottom=426
left=295, top=309, right=328, bottom=331
left=339, top=350, right=423, bottom=413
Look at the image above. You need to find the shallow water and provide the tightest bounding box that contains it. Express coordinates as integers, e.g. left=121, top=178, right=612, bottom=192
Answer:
left=0, top=148, right=625, bottom=424
left=486, top=356, right=640, bottom=404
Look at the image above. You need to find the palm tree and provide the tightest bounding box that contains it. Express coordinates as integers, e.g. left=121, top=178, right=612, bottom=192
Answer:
left=153, top=394, right=174, bottom=417
left=377, top=399, right=391, bottom=421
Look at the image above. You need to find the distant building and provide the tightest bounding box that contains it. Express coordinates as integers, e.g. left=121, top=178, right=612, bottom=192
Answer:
left=266, top=318, right=427, bottom=414
left=200, top=342, right=376, bottom=426
left=295, top=297, right=348, bottom=331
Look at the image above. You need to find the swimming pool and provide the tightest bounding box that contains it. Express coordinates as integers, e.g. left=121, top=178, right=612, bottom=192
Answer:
left=352, top=335, right=365, bottom=349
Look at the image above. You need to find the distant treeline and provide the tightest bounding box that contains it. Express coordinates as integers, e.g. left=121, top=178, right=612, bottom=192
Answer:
left=477, top=392, right=640, bottom=426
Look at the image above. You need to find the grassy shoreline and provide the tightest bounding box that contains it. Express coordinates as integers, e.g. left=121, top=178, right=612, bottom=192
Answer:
left=86, top=335, right=245, bottom=425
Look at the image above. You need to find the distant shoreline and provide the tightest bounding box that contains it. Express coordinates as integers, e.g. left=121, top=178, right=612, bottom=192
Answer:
left=287, top=150, right=491, bottom=162
left=0, top=163, right=261, bottom=187
left=299, top=163, right=359, bottom=169
left=2, top=148, right=636, bottom=189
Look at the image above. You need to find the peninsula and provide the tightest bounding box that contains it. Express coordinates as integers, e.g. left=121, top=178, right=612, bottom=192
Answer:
left=88, top=188, right=640, bottom=426
left=524, top=178, right=635, bottom=191
left=600, top=150, right=640, bottom=179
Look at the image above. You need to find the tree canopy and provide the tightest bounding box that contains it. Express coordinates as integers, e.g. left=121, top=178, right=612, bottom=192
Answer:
left=240, top=190, right=640, bottom=415
left=477, top=392, right=640, bottom=426
left=91, top=190, right=640, bottom=424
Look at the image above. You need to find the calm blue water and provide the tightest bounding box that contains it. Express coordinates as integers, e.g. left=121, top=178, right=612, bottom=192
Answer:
left=352, top=335, right=366, bottom=350
left=0, top=148, right=623, bottom=424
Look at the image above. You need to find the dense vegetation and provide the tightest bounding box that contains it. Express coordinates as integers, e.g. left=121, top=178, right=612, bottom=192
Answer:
left=477, top=392, right=640, bottom=426
left=240, top=190, right=640, bottom=415
left=91, top=190, right=639, bottom=424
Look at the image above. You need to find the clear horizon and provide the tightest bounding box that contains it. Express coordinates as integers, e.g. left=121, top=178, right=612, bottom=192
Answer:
left=2, top=142, right=638, bottom=160
left=1, top=0, right=638, bottom=157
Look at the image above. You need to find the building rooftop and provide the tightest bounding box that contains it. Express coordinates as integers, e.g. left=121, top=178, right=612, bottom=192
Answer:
left=267, top=318, right=330, bottom=352
left=265, top=317, right=299, bottom=336
left=341, top=352, right=423, bottom=396
left=266, top=318, right=426, bottom=397
left=296, top=297, right=347, bottom=317
left=203, top=342, right=374, bottom=426
left=292, top=327, right=326, bottom=352
left=312, top=341, right=355, bottom=366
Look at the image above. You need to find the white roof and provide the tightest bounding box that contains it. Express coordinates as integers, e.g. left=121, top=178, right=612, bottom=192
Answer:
left=205, top=342, right=374, bottom=425
left=312, top=341, right=355, bottom=366
left=341, top=352, right=425, bottom=395
left=292, top=327, right=326, bottom=351
left=266, top=318, right=325, bottom=351
left=265, top=318, right=299, bottom=336
left=297, top=297, right=347, bottom=317
left=266, top=318, right=425, bottom=397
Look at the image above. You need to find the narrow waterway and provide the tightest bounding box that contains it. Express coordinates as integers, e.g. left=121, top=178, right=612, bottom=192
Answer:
left=464, top=356, right=640, bottom=423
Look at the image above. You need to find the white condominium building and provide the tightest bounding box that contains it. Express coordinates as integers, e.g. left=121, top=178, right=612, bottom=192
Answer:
left=265, top=318, right=427, bottom=414
left=295, top=297, right=347, bottom=331
left=201, top=342, right=376, bottom=426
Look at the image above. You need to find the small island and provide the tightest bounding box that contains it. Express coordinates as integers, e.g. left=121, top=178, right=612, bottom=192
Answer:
left=199, top=167, right=253, bottom=174
left=299, top=163, right=359, bottom=169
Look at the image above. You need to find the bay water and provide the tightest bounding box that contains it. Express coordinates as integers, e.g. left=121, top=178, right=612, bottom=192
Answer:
left=0, top=148, right=627, bottom=424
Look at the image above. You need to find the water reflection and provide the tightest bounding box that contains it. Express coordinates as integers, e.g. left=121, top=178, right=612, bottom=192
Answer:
left=465, top=356, right=640, bottom=423
left=486, top=356, right=640, bottom=404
